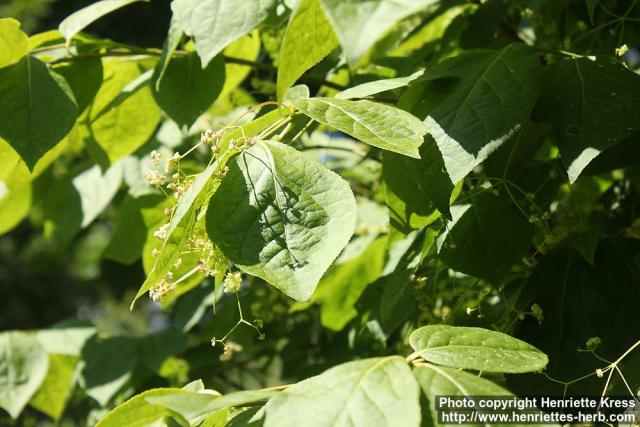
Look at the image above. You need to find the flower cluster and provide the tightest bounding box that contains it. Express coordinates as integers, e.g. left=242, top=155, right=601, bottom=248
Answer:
left=148, top=279, right=176, bottom=302
left=220, top=341, right=242, bottom=362
left=223, top=272, right=242, bottom=293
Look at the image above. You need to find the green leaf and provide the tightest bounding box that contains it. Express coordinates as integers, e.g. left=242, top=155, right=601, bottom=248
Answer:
left=80, top=336, right=138, bottom=406
left=86, top=58, right=161, bottom=165
left=414, top=364, right=528, bottom=427
left=336, top=69, right=424, bottom=100
left=0, top=18, right=28, bottom=68
left=382, top=143, right=447, bottom=237
left=0, top=139, right=31, bottom=235
left=379, top=231, right=433, bottom=331
left=36, top=321, right=97, bottom=356
left=0, top=56, right=78, bottom=169
left=52, top=58, right=104, bottom=114
left=418, top=43, right=542, bottom=183
left=264, top=356, right=420, bottom=427
left=438, top=192, right=533, bottom=283
left=0, top=332, right=49, bottom=419
left=415, top=363, right=513, bottom=396
left=286, top=97, right=426, bottom=158
left=153, top=52, right=225, bottom=128
left=276, top=0, right=338, bottom=101
left=172, top=0, right=275, bottom=67
left=96, top=388, right=190, bottom=427
left=534, top=59, right=640, bottom=183
left=103, top=194, right=162, bottom=265
left=137, top=330, right=186, bottom=373
left=409, top=325, right=548, bottom=373
left=218, top=30, right=261, bottom=100
left=42, top=162, right=123, bottom=242
left=171, top=282, right=215, bottom=332
left=206, top=141, right=357, bottom=301
left=155, top=14, right=184, bottom=91
left=200, top=409, right=230, bottom=427
left=29, top=354, right=78, bottom=421
left=59, top=0, right=149, bottom=43
left=320, top=0, right=438, bottom=65
left=147, top=389, right=276, bottom=421
left=314, top=236, right=386, bottom=330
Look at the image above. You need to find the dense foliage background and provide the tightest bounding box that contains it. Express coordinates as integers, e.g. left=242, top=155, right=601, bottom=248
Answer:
left=1, top=0, right=640, bottom=425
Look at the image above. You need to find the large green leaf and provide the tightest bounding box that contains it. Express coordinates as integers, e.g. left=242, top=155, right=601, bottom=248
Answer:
left=0, top=332, right=49, bottom=419
left=153, top=52, right=225, bottom=128
left=206, top=141, right=356, bottom=301
left=96, top=388, right=190, bottom=427
left=320, top=0, right=438, bottom=65
left=29, top=354, right=77, bottom=421
left=438, top=192, right=533, bottom=283
left=409, top=325, right=548, bottom=373
left=172, top=0, right=275, bottom=67
left=0, top=18, right=28, bottom=68
left=264, top=356, right=420, bottom=427
left=286, top=97, right=426, bottom=158
left=276, top=0, right=338, bottom=101
left=418, top=43, right=542, bottom=183
left=0, top=56, right=78, bottom=169
left=0, top=139, right=31, bottom=235
left=534, top=59, right=640, bottom=182
left=59, top=0, right=149, bottom=43
left=147, top=389, right=276, bottom=421
left=86, top=58, right=161, bottom=165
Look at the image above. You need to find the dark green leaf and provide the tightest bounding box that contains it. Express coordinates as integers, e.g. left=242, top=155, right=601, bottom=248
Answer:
left=80, top=336, right=138, bottom=406
left=439, top=192, right=533, bottom=283
left=0, top=56, right=78, bottom=169
left=418, top=43, right=542, bottom=183
left=534, top=59, right=640, bottom=182
left=153, top=52, right=225, bottom=128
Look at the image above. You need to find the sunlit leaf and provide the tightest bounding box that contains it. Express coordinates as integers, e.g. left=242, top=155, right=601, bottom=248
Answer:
left=206, top=140, right=357, bottom=301
left=277, top=0, right=338, bottom=100
left=286, top=97, right=426, bottom=158
left=0, top=332, right=49, bottom=419
left=264, top=357, right=420, bottom=427
left=410, top=325, right=548, bottom=373
left=172, top=0, right=275, bottom=67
